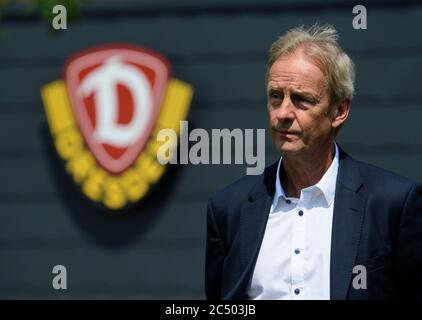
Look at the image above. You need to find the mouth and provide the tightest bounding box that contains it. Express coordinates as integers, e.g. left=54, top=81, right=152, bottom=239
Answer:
left=274, top=130, right=300, bottom=143
left=276, top=130, right=300, bottom=136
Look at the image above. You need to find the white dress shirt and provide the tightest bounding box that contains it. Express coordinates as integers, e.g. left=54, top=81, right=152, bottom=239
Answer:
left=247, top=142, right=339, bottom=300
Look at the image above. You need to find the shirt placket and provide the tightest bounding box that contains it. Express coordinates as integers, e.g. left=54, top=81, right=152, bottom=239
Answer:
left=290, top=196, right=307, bottom=300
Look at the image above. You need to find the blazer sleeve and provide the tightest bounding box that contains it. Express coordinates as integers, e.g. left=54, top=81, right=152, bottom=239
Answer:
left=396, top=183, right=422, bottom=299
left=205, top=197, right=225, bottom=300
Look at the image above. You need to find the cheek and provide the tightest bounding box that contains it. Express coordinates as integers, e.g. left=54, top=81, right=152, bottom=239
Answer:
left=301, top=111, right=332, bottom=135
left=267, top=109, right=277, bottom=124
left=294, top=111, right=309, bottom=130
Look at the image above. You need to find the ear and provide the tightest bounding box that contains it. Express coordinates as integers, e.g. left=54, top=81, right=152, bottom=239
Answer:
left=331, top=98, right=351, bottom=130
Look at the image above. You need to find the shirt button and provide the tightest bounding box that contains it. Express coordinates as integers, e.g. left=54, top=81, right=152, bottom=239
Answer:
left=298, top=210, right=304, bottom=216
left=295, top=249, right=300, bottom=254
left=294, top=288, right=300, bottom=295
left=286, top=199, right=291, bottom=204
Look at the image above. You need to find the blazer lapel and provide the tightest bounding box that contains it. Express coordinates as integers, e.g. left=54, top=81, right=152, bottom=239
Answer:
left=330, top=148, right=366, bottom=300
left=230, top=161, right=278, bottom=298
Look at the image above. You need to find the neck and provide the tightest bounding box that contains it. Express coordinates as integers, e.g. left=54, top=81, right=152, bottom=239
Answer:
left=281, top=141, right=335, bottom=198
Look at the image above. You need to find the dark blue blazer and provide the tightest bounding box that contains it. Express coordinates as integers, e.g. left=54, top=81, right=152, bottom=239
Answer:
left=205, top=146, right=422, bottom=300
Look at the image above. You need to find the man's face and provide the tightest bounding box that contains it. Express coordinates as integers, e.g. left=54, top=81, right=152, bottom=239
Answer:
left=267, top=50, right=336, bottom=156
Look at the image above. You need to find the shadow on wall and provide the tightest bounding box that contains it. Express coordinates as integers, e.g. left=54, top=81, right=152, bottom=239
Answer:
left=40, top=125, right=184, bottom=250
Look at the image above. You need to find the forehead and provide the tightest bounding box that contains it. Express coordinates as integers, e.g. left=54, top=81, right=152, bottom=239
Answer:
left=267, top=51, right=326, bottom=92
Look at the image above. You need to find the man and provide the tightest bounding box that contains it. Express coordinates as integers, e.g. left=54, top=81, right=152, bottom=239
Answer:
left=205, top=25, right=422, bottom=300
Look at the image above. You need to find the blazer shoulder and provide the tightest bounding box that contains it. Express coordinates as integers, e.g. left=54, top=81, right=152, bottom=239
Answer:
left=352, top=157, right=419, bottom=191
left=208, top=161, right=278, bottom=212
left=209, top=173, right=262, bottom=210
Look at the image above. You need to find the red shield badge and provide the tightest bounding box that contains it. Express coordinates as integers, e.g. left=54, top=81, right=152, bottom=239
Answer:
left=64, top=45, right=170, bottom=174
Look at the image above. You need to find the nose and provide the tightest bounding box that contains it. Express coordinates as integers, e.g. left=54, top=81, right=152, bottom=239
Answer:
left=275, top=95, right=295, bottom=122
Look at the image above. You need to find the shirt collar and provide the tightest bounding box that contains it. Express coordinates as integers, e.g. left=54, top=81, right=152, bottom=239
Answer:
left=273, top=142, right=339, bottom=207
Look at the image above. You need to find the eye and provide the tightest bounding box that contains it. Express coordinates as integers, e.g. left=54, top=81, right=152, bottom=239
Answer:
left=269, top=92, right=280, bottom=99
left=293, top=95, right=307, bottom=103
left=292, top=95, right=316, bottom=109
left=268, top=91, right=283, bottom=106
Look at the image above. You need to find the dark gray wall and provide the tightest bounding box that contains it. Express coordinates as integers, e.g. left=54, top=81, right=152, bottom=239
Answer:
left=0, top=0, right=421, bottom=299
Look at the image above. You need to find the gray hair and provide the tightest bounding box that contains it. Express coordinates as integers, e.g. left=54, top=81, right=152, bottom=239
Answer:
left=266, top=24, right=355, bottom=108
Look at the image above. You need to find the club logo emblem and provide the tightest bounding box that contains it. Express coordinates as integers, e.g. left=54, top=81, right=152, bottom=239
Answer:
left=41, top=45, right=193, bottom=210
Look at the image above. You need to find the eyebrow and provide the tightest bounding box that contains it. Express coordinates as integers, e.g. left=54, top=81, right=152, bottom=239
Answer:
left=267, top=87, right=321, bottom=101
